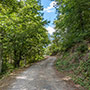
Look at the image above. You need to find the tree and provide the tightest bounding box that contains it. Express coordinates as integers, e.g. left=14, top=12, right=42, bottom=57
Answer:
left=51, top=0, right=90, bottom=53
left=0, top=0, right=50, bottom=73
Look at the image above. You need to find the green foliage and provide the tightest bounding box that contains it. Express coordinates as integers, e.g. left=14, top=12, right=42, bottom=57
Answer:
left=56, top=48, right=90, bottom=89
left=72, top=57, right=90, bottom=89
left=76, top=44, right=88, bottom=53
left=56, top=52, right=79, bottom=71
left=0, top=0, right=50, bottom=74
left=50, top=0, right=90, bottom=53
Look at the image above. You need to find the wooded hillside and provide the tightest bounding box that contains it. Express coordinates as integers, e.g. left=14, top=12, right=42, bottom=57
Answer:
left=48, top=0, right=90, bottom=89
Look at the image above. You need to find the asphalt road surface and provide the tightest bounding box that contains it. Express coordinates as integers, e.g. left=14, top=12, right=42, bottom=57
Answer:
left=6, top=56, right=77, bottom=90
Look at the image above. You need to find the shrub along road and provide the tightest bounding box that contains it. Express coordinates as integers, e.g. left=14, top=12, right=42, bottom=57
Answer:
left=2, top=57, right=84, bottom=90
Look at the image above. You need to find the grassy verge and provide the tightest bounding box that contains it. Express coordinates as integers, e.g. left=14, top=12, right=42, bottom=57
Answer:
left=56, top=51, right=90, bottom=90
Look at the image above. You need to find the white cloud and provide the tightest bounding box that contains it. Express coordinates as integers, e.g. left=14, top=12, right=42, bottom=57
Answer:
left=47, top=10, right=55, bottom=13
left=46, top=26, right=55, bottom=35
left=44, top=1, right=56, bottom=13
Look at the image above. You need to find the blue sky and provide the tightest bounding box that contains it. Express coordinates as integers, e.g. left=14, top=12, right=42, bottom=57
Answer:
left=18, top=0, right=56, bottom=34
left=41, top=0, right=57, bottom=34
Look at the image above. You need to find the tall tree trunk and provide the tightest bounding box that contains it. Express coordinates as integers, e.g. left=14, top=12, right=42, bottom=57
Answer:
left=14, top=50, right=22, bottom=68
left=0, top=29, right=3, bottom=73
left=76, top=0, right=84, bottom=33
left=0, top=42, right=2, bottom=73
left=14, top=49, right=17, bottom=68
left=24, top=56, right=26, bottom=67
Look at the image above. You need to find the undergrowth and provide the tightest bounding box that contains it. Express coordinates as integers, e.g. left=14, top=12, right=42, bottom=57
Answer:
left=0, top=56, right=44, bottom=80
left=56, top=43, right=90, bottom=90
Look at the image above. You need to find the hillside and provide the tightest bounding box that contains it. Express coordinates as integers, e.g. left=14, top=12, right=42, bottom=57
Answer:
left=48, top=0, right=90, bottom=89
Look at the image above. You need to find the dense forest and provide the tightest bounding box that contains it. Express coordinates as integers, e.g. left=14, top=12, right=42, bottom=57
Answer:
left=0, top=0, right=50, bottom=75
left=47, top=0, right=90, bottom=89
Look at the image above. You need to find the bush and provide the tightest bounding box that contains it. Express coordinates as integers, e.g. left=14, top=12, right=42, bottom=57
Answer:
left=76, top=44, right=88, bottom=53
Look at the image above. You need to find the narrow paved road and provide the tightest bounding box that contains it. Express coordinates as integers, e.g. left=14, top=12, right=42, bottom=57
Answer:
left=7, top=57, right=77, bottom=90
